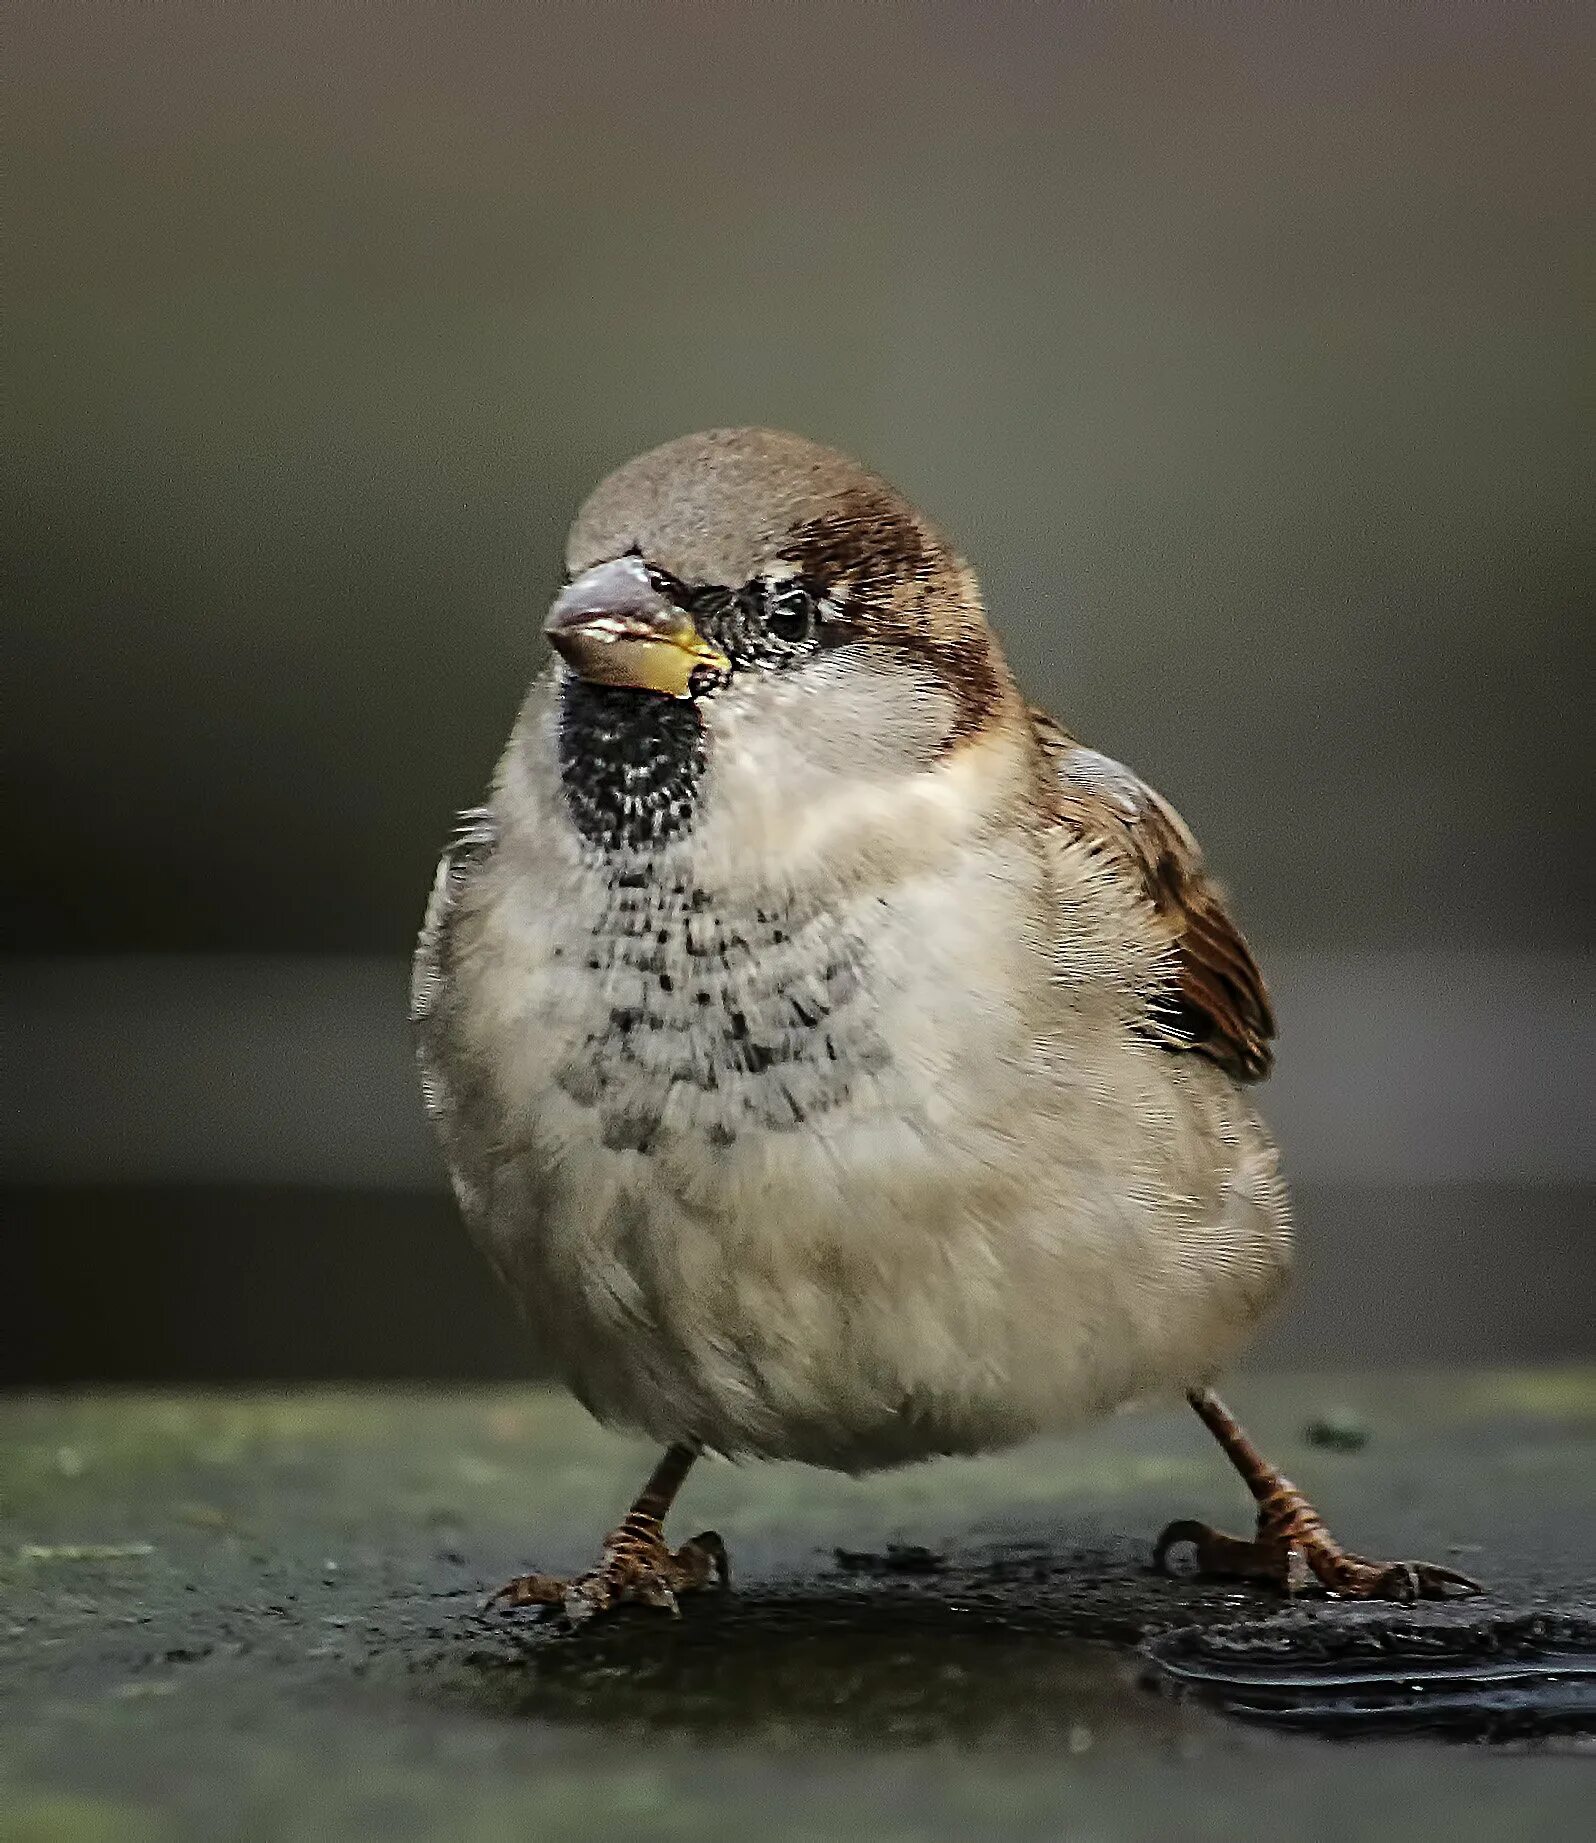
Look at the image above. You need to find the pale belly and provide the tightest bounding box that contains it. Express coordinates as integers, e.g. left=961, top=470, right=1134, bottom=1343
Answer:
left=477, top=1093, right=1288, bottom=1471
left=446, top=863, right=1291, bottom=1472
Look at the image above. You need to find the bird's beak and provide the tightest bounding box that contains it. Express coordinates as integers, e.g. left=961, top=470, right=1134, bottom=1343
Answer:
left=545, top=557, right=731, bottom=699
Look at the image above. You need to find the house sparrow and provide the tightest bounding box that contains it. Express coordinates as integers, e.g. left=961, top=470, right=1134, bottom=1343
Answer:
left=413, top=428, right=1478, bottom=1622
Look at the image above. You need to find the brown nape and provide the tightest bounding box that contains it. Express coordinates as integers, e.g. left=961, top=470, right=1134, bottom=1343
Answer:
left=783, top=490, right=1010, bottom=747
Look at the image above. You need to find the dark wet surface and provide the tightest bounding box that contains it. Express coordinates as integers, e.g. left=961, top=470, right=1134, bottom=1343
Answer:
left=1143, top=1611, right=1596, bottom=1739
left=2, top=1374, right=1593, bottom=1839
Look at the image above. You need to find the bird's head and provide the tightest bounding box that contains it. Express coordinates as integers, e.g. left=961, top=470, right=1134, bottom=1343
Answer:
left=532, top=429, right=1033, bottom=882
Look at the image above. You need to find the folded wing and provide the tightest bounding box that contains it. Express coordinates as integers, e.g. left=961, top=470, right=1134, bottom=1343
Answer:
left=1032, top=709, right=1275, bottom=1082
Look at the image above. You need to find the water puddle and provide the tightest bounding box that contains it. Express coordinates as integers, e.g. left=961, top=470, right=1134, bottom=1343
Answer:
left=1142, top=1612, right=1596, bottom=1740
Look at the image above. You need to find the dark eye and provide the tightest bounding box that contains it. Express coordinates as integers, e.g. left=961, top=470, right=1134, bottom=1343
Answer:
left=765, top=581, right=817, bottom=645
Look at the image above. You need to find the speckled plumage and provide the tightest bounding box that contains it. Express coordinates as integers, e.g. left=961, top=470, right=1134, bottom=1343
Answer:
left=413, top=431, right=1292, bottom=1481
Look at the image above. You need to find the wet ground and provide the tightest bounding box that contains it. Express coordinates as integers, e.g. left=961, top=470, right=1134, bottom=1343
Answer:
left=2, top=1371, right=1592, bottom=1840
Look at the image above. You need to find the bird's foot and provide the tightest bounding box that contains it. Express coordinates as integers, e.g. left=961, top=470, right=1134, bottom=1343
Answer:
left=1153, top=1485, right=1481, bottom=1602
left=484, top=1516, right=729, bottom=1626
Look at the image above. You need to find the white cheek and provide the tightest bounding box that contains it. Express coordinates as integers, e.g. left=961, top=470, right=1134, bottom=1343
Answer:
left=688, top=657, right=928, bottom=869
left=686, top=653, right=1020, bottom=893
left=708, top=651, right=949, bottom=783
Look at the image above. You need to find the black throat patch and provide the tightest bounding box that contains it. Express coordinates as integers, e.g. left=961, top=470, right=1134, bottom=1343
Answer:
left=557, top=679, right=706, bottom=853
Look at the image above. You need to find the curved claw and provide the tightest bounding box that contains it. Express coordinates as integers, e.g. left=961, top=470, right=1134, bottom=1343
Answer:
left=1154, top=1517, right=1219, bottom=1574
left=1418, top=1561, right=1484, bottom=1595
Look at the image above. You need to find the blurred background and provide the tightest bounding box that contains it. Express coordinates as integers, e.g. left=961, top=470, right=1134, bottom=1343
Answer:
left=6, top=3, right=1592, bottom=1385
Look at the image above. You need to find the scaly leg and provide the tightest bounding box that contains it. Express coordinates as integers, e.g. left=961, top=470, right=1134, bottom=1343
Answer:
left=1154, top=1388, right=1481, bottom=1601
left=486, top=1442, right=729, bottom=1625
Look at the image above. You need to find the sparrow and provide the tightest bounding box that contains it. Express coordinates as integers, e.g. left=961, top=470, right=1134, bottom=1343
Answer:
left=413, top=428, right=1478, bottom=1622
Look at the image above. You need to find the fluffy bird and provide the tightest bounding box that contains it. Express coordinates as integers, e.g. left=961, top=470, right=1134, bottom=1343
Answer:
left=413, top=428, right=1476, bottom=1621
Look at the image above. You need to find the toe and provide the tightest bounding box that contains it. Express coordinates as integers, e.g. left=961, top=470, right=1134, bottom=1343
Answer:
left=675, top=1529, right=731, bottom=1590
left=1151, top=1518, right=1215, bottom=1575
left=561, top=1576, right=613, bottom=1625
left=1368, top=1560, right=1421, bottom=1603
left=1282, top=1545, right=1313, bottom=1594
left=1315, top=1553, right=1483, bottom=1602
left=1153, top=1519, right=1287, bottom=1585
left=633, top=1575, right=681, bottom=1614
left=483, top=1571, right=566, bottom=1613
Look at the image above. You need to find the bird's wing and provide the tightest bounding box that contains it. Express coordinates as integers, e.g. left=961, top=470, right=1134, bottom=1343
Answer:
left=1031, top=708, right=1275, bottom=1081
left=410, top=804, right=498, bottom=1122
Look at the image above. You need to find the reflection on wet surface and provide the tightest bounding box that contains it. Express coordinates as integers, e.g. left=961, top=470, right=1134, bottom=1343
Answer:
left=444, top=1588, right=1203, bottom=1749
left=430, top=1573, right=1596, bottom=1749
left=1143, top=1613, right=1596, bottom=1740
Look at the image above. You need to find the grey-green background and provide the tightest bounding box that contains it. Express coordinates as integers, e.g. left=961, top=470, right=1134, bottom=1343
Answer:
left=5, top=3, right=1592, bottom=1382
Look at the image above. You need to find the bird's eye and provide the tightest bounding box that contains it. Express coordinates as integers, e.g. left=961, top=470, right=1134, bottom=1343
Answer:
left=765, top=581, right=817, bottom=645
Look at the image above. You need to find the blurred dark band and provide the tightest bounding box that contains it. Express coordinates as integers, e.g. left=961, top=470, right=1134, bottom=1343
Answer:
left=3, top=953, right=1590, bottom=1189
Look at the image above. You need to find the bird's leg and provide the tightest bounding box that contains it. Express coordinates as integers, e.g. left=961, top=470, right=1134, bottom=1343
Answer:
left=1153, top=1388, right=1481, bottom=1601
left=486, top=1442, right=729, bottom=1625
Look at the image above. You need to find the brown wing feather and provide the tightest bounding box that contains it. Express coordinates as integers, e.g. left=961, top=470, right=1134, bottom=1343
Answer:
left=1032, top=707, right=1276, bottom=1082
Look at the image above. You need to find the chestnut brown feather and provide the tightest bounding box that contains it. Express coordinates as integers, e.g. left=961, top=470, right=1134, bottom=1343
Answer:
left=1031, top=708, right=1276, bottom=1082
